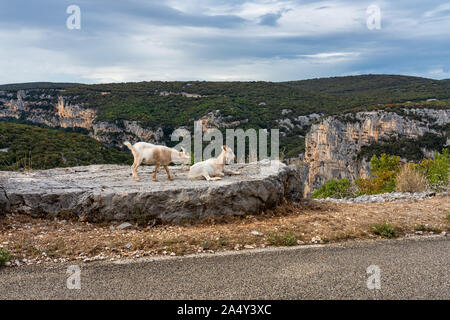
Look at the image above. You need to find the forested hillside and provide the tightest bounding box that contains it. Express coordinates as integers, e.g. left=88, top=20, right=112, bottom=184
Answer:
left=0, top=74, right=449, bottom=170
left=0, top=122, right=132, bottom=170
left=285, top=75, right=450, bottom=109
left=2, top=75, right=449, bottom=130
left=0, top=82, right=79, bottom=90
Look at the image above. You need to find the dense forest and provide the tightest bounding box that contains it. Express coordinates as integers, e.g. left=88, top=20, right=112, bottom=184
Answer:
left=0, top=75, right=449, bottom=170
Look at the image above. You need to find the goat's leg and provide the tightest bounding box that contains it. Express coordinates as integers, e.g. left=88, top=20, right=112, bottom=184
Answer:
left=203, top=173, right=222, bottom=181
left=131, top=155, right=141, bottom=181
left=163, top=165, right=174, bottom=181
left=153, top=163, right=160, bottom=182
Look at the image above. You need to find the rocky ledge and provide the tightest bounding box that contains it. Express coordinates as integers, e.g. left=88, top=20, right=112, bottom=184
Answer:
left=313, top=191, right=445, bottom=204
left=0, top=161, right=304, bottom=223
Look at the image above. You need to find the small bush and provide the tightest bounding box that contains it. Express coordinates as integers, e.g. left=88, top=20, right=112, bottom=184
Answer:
left=395, top=163, right=427, bottom=193
left=356, top=154, right=400, bottom=194
left=0, top=248, right=12, bottom=266
left=267, top=231, right=297, bottom=246
left=312, top=178, right=354, bottom=199
left=419, top=149, right=449, bottom=191
left=371, top=222, right=397, bottom=238
left=371, top=153, right=401, bottom=174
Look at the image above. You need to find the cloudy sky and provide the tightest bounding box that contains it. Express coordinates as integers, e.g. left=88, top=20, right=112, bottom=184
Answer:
left=1, top=0, right=449, bottom=84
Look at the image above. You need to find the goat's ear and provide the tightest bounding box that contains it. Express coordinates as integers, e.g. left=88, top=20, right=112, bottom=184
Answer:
left=222, top=145, right=226, bottom=151
left=181, top=147, right=185, bottom=153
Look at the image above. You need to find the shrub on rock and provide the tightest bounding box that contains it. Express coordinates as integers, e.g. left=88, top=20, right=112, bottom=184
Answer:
left=0, top=248, right=11, bottom=266
left=418, top=149, right=449, bottom=191
left=395, top=163, right=427, bottom=193
left=355, top=154, right=400, bottom=195
left=312, top=178, right=354, bottom=199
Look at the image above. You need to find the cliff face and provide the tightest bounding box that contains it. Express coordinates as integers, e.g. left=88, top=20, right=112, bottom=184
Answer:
left=0, top=91, right=165, bottom=146
left=56, top=96, right=95, bottom=129
left=0, top=91, right=95, bottom=129
left=303, top=109, right=450, bottom=196
left=91, top=120, right=165, bottom=145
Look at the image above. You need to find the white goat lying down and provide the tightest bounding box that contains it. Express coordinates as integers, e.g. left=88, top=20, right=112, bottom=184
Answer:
left=188, top=145, right=241, bottom=181
left=124, top=141, right=189, bottom=182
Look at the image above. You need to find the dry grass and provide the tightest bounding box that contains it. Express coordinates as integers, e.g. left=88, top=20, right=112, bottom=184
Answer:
left=396, top=164, right=427, bottom=193
left=0, top=195, right=448, bottom=266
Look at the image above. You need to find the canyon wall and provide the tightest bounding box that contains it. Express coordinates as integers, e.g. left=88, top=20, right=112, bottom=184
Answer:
left=0, top=91, right=252, bottom=147
left=303, top=109, right=449, bottom=196
left=0, top=91, right=165, bottom=146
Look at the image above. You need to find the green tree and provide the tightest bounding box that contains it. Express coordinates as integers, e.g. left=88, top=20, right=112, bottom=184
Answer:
left=311, top=178, right=353, bottom=199
left=355, top=154, right=401, bottom=194
left=419, top=149, right=450, bottom=191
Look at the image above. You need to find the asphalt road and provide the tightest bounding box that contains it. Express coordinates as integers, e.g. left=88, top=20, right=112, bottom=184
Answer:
left=1, top=236, right=448, bottom=299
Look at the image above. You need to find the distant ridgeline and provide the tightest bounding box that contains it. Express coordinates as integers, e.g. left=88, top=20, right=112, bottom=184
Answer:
left=0, top=75, right=449, bottom=171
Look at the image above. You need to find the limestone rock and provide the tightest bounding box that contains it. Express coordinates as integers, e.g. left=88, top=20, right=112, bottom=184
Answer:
left=0, top=161, right=304, bottom=223
left=116, top=222, right=133, bottom=230
left=303, top=109, right=449, bottom=196
left=0, top=185, right=9, bottom=214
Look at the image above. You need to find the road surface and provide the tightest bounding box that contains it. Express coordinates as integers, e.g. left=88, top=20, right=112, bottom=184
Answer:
left=1, top=236, right=448, bottom=299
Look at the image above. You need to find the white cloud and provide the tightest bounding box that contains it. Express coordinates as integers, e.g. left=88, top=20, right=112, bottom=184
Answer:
left=426, top=67, right=450, bottom=79
left=298, top=52, right=360, bottom=59
left=0, top=0, right=449, bottom=83
left=424, top=3, right=450, bottom=18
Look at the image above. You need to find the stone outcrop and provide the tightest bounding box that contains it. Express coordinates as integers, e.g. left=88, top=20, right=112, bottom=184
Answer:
left=303, top=109, right=449, bottom=196
left=91, top=121, right=164, bottom=145
left=56, top=96, right=95, bottom=129
left=0, top=161, right=304, bottom=222
left=199, top=110, right=249, bottom=130
left=276, top=113, right=322, bottom=137
left=0, top=185, right=9, bottom=214
left=313, top=191, right=440, bottom=204
left=0, top=92, right=96, bottom=129
left=0, top=92, right=95, bottom=129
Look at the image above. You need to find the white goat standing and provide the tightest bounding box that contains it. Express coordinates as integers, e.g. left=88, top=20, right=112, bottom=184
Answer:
left=124, top=141, right=189, bottom=182
left=188, top=145, right=241, bottom=181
